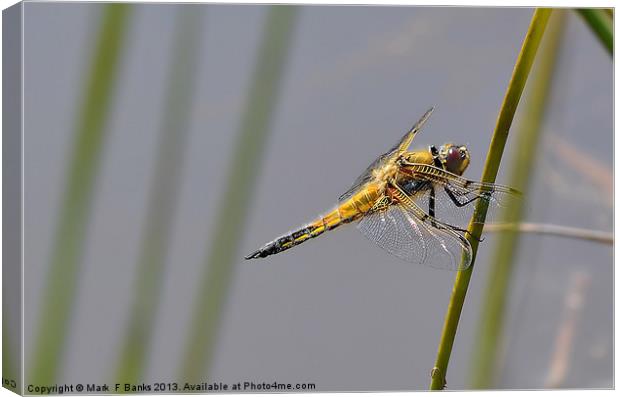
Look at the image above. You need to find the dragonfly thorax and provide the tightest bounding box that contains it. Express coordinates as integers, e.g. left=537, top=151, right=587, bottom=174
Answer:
left=371, top=162, right=399, bottom=191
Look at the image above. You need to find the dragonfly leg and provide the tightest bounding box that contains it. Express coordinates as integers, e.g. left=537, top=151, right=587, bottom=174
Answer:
left=442, top=188, right=486, bottom=242
left=433, top=215, right=483, bottom=242
left=429, top=186, right=438, bottom=229
left=443, top=186, right=485, bottom=207
left=435, top=217, right=483, bottom=243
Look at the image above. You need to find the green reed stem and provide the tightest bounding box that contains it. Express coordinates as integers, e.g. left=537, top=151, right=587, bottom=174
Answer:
left=28, top=4, right=131, bottom=385
left=470, top=11, right=565, bottom=389
left=114, top=8, right=202, bottom=385
left=179, top=6, right=298, bottom=381
left=429, top=8, right=552, bottom=390
left=576, top=9, right=613, bottom=55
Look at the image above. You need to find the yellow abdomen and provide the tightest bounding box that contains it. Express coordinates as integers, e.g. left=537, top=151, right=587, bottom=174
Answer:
left=245, top=183, right=382, bottom=259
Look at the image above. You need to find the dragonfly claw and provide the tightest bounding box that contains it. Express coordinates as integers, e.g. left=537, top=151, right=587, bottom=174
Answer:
left=464, top=230, right=483, bottom=243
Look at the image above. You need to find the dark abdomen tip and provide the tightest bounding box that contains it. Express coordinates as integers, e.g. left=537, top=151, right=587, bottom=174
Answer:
left=245, top=248, right=271, bottom=260
left=245, top=250, right=261, bottom=260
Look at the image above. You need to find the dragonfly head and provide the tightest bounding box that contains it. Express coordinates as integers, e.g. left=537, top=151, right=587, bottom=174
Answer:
left=438, top=143, right=470, bottom=175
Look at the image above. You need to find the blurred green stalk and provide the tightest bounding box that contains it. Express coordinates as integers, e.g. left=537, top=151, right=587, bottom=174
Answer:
left=483, top=222, right=612, bottom=245
left=429, top=8, right=552, bottom=390
left=470, top=11, right=566, bottom=389
left=114, top=8, right=203, bottom=385
left=29, top=4, right=131, bottom=385
left=576, top=9, right=613, bottom=55
left=179, top=6, right=298, bottom=381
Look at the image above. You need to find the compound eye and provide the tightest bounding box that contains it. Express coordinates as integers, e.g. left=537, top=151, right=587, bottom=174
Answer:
left=445, top=146, right=464, bottom=174
left=447, top=146, right=461, bottom=162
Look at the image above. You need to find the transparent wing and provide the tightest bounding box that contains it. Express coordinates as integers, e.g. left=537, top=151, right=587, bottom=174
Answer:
left=408, top=181, right=521, bottom=228
left=407, top=164, right=522, bottom=226
left=339, top=107, right=435, bottom=202
left=339, top=154, right=388, bottom=202
left=357, top=199, right=472, bottom=271
left=387, top=106, right=435, bottom=156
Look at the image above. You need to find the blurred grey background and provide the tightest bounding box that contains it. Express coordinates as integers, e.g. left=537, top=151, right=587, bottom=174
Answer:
left=19, top=3, right=611, bottom=391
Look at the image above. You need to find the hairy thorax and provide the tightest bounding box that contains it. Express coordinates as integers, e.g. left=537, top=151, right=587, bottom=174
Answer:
left=371, top=162, right=399, bottom=194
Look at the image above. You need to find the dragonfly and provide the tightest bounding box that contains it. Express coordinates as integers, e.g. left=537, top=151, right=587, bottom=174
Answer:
left=245, top=107, right=521, bottom=270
